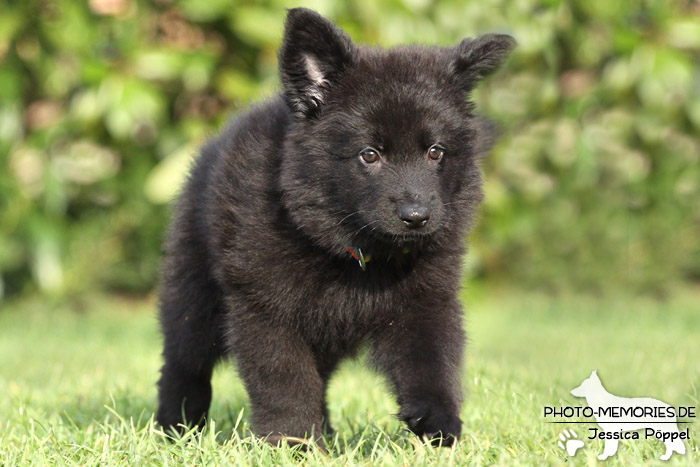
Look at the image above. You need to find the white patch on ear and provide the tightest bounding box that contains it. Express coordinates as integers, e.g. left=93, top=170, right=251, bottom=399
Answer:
left=303, top=54, right=327, bottom=87
left=302, top=54, right=329, bottom=109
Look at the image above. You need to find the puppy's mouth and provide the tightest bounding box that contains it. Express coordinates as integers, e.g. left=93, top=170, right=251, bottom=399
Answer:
left=346, top=217, right=442, bottom=246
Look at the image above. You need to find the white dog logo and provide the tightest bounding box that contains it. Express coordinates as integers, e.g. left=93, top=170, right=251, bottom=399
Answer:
left=571, top=370, right=687, bottom=461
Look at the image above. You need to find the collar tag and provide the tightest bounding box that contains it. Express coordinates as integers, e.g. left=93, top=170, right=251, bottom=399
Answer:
left=345, top=246, right=371, bottom=271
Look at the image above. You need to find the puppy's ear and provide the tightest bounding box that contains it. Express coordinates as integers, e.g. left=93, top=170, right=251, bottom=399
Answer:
left=279, top=8, right=357, bottom=118
left=452, top=34, right=516, bottom=92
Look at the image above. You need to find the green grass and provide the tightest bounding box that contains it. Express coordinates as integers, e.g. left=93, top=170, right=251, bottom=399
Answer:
left=1, top=287, right=698, bottom=465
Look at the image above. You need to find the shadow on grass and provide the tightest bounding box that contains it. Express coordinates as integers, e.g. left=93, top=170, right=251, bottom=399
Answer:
left=60, top=394, right=417, bottom=458
left=57, top=391, right=156, bottom=430
left=57, top=390, right=244, bottom=434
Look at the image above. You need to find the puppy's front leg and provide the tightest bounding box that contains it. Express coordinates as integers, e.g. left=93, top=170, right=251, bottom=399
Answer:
left=227, top=309, right=328, bottom=449
left=370, top=300, right=465, bottom=446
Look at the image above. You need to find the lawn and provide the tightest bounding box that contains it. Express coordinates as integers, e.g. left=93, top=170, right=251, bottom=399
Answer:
left=1, top=287, right=698, bottom=465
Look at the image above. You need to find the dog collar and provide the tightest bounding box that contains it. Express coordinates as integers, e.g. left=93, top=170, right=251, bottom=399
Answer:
left=346, top=246, right=371, bottom=271
left=345, top=246, right=411, bottom=271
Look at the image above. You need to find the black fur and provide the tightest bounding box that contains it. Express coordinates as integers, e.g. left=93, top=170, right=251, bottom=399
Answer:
left=156, top=8, right=514, bottom=448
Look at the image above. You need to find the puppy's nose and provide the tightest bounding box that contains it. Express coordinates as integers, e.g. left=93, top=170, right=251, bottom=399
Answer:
left=398, top=203, right=430, bottom=228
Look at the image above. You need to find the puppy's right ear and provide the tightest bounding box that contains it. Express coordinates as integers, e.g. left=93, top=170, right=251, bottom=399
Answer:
left=452, top=34, right=516, bottom=92
left=279, top=8, right=357, bottom=118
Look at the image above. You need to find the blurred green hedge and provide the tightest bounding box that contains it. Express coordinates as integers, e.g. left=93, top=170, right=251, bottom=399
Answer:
left=1, top=0, right=699, bottom=299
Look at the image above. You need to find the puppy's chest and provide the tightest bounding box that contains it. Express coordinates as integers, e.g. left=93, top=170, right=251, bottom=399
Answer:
left=281, top=271, right=412, bottom=347
left=241, top=255, right=415, bottom=327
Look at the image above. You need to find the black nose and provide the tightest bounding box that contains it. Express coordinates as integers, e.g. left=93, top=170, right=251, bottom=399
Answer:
left=399, top=203, right=430, bottom=228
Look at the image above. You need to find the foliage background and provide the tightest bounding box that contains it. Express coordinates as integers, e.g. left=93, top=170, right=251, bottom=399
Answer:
left=1, top=0, right=699, bottom=300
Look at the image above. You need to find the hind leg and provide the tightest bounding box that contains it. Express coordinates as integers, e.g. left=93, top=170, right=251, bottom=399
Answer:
left=156, top=260, right=225, bottom=432
left=317, top=355, right=339, bottom=438
left=157, top=359, right=218, bottom=431
left=321, top=402, right=334, bottom=438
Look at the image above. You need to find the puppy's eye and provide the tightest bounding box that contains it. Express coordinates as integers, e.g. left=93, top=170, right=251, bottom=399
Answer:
left=359, top=148, right=380, bottom=164
left=427, top=144, right=445, bottom=161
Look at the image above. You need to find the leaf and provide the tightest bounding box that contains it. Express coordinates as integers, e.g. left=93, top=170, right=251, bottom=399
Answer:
left=143, top=145, right=196, bottom=204
left=228, top=6, right=285, bottom=47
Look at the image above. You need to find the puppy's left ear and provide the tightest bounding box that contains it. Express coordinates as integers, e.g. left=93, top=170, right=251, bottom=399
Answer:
left=452, top=34, right=516, bottom=92
left=279, top=8, right=357, bottom=118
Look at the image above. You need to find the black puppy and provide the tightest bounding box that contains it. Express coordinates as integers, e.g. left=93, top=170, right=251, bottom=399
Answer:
left=157, top=7, right=514, bottom=448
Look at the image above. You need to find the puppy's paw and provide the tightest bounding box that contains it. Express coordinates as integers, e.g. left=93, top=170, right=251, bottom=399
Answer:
left=400, top=400, right=462, bottom=447
left=264, top=434, right=328, bottom=455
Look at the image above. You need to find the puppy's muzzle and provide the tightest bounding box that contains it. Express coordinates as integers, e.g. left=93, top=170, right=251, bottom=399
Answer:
left=399, top=203, right=430, bottom=229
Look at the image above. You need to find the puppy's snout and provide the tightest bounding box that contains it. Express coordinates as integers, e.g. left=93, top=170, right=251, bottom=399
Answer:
left=399, top=203, right=430, bottom=228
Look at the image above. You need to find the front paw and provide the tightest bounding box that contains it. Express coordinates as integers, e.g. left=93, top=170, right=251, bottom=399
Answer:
left=400, top=400, right=462, bottom=447
left=264, top=434, right=328, bottom=455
